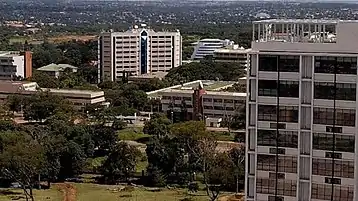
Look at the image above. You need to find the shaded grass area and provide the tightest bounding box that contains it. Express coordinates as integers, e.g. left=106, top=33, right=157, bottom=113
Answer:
left=0, top=187, right=62, bottom=201
left=118, top=128, right=151, bottom=142
left=74, top=183, right=209, bottom=201
left=212, top=132, right=235, bottom=141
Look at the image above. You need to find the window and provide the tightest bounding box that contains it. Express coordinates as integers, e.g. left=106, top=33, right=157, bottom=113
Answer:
left=258, top=105, right=298, bottom=123
left=256, top=178, right=296, bottom=197
left=312, top=183, right=353, bottom=201
left=268, top=196, right=284, bottom=201
left=270, top=123, right=286, bottom=129
left=326, top=152, right=342, bottom=159
left=314, top=82, right=356, bottom=101
left=259, top=55, right=299, bottom=72
left=213, top=106, right=223, bottom=110
left=270, top=148, right=286, bottom=154
left=183, top=97, right=191, bottom=101
left=258, top=80, right=299, bottom=97
left=325, top=177, right=341, bottom=184
left=313, top=108, right=355, bottom=127
left=315, top=56, right=357, bottom=74
left=326, top=126, right=342, bottom=133
left=312, top=158, right=354, bottom=178
left=259, top=55, right=277, bottom=71
left=203, top=98, right=212, bottom=102
left=257, top=155, right=297, bottom=173
left=279, top=81, right=299, bottom=97
left=234, top=100, right=244, bottom=104
left=258, top=80, right=277, bottom=96
left=256, top=178, right=275, bottom=195
left=269, top=172, right=285, bottom=179
left=213, top=99, right=222, bottom=103
left=225, top=107, right=234, bottom=111
left=224, top=99, right=233, bottom=103
left=313, top=133, right=354, bottom=153
left=257, top=130, right=298, bottom=148
left=278, top=55, right=300, bottom=72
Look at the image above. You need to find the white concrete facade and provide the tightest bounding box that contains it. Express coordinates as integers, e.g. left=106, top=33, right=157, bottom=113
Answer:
left=98, top=25, right=182, bottom=82
left=0, top=52, right=25, bottom=79
left=191, top=38, right=234, bottom=60
left=246, top=19, right=358, bottom=201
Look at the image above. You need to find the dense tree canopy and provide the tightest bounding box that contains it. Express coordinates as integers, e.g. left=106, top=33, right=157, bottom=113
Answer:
left=143, top=113, right=171, bottom=137
left=101, top=142, right=141, bottom=184
left=165, top=60, right=246, bottom=84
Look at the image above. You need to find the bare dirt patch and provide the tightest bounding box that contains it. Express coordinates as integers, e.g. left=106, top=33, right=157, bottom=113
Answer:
left=55, top=183, right=77, bottom=201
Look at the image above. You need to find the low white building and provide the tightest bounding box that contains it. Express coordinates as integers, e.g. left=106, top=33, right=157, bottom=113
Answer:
left=37, top=63, right=78, bottom=78
left=213, top=45, right=251, bottom=68
left=191, top=39, right=234, bottom=60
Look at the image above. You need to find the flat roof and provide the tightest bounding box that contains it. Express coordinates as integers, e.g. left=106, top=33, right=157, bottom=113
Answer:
left=0, top=51, right=21, bottom=57
left=44, top=88, right=104, bottom=96
left=253, top=19, right=358, bottom=24
left=214, top=48, right=251, bottom=54
left=129, top=72, right=167, bottom=79
left=147, top=79, right=245, bottom=98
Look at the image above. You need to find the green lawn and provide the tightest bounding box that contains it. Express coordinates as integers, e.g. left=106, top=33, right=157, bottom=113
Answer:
left=118, top=128, right=151, bottom=142
left=212, top=132, right=235, bottom=141
left=0, top=187, right=62, bottom=201
left=75, top=183, right=210, bottom=201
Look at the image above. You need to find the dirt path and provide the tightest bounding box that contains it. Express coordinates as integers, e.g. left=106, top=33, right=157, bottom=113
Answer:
left=56, top=183, right=77, bottom=201
left=218, top=194, right=244, bottom=201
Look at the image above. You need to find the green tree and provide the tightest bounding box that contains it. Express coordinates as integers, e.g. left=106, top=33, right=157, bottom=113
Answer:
left=165, top=60, right=245, bottom=84
left=0, top=131, right=45, bottom=201
left=205, top=152, right=236, bottom=200
left=101, top=142, right=140, bottom=184
left=91, top=126, right=117, bottom=154
left=145, top=136, right=189, bottom=186
left=143, top=113, right=171, bottom=136
left=6, top=94, right=24, bottom=113
left=23, top=91, right=74, bottom=121
left=221, top=104, right=246, bottom=132
left=59, top=140, right=86, bottom=179
left=229, top=147, right=245, bottom=193
left=29, top=71, right=59, bottom=88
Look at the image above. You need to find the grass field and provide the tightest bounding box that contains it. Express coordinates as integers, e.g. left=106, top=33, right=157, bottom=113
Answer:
left=0, top=183, right=238, bottom=201
left=75, top=183, right=210, bottom=201
left=118, top=128, right=151, bottom=142
left=0, top=187, right=62, bottom=201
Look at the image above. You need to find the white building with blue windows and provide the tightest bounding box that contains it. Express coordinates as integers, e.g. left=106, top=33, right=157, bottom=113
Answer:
left=98, top=24, right=182, bottom=82
left=191, top=38, right=234, bottom=60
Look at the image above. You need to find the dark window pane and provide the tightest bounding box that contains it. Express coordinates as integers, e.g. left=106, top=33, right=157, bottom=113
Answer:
left=315, top=56, right=357, bottom=74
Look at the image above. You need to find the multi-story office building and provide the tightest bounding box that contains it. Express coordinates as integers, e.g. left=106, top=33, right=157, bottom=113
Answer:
left=0, top=81, right=107, bottom=110
left=246, top=19, right=358, bottom=201
left=191, top=38, right=234, bottom=60
left=98, top=24, right=182, bottom=82
left=147, top=80, right=246, bottom=121
left=213, top=45, right=251, bottom=68
left=0, top=51, right=32, bottom=80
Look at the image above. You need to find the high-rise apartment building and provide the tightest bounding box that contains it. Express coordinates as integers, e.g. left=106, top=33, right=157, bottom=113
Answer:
left=246, top=19, right=358, bottom=201
left=98, top=24, right=182, bottom=82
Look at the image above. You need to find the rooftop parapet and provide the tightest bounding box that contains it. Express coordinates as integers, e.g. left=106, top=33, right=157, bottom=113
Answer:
left=252, top=19, right=358, bottom=44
